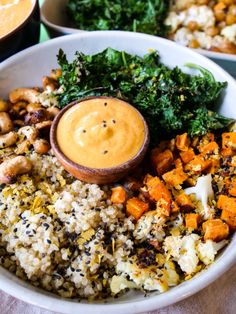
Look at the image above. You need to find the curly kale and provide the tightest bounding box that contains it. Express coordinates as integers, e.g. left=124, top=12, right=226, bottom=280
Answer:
left=66, top=0, right=170, bottom=36
left=57, top=48, right=233, bottom=143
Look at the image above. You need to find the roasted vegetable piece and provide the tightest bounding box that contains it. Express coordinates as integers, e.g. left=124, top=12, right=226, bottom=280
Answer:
left=126, top=197, right=149, bottom=220
left=185, top=213, right=201, bottom=230
left=174, top=158, right=183, bottom=169
left=199, top=141, right=219, bottom=154
left=145, top=175, right=172, bottom=215
left=228, top=177, right=236, bottom=197
left=222, top=132, right=236, bottom=149
left=180, top=148, right=195, bottom=164
left=176, top=193, right=195, bottom=212
left=217, top=195, right=236, bottom=214
left=151, top=149, right=173, bottom=176
left=111, top=186, right=126, bottom=204
left=171, top=201, right=179, bottom=213
left=162, top=168, right=188, bottom=187
left=221, top=209, right=236, bottom=230
left=202, top=219, right=229, bottom=242
left=176, top=133, right=190, bottom=151
left=185, top=154, right=212, bottom=173
left=145, top=175, right=171, bottom=201
left=221, top=147, right=235, bottom=157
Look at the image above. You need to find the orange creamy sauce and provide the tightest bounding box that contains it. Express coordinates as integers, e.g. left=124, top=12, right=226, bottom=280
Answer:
left=57, top=98, right=146, bottom=168
left=0, top=0, right=34, bottom=39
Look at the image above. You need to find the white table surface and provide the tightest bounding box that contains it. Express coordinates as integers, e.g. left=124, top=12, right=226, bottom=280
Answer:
left=0, top=263, right=235, bottom=314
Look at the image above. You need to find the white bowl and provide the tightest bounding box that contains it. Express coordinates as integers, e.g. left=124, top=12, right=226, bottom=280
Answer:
left=0, top=31, right=236, bottom=314
left=40, top=0, right=236, bottom=78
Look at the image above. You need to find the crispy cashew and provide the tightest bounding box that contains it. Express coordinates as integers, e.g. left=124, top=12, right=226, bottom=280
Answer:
left=35, top=120, right=52, bottom=130
left=0, top=112, right=13, bottom=134
left=9, top=88, right=39, bottom=104
left=12, top=101, right=27, bottom=114
left=13, top=120, right=25, bottom=127
left=0, top=156, right=32, bottom=184
left=46, top=107, right=60, bottom=119
left=18, top=126, right=38, bottom=143
left=26, top=103, right=42, bottom=113
left=50, top=69, right=62, bottom=81
left=0, top=99, right=10, bottom=112
left=0, top=131, right=18, bottom=148
left=42, top=76, right=58, bottom=92
left=24, top=109, right=50, bottom=125
left=15, top=140, right=31, bottom=155
left=33, top=139, right=50, bottom=154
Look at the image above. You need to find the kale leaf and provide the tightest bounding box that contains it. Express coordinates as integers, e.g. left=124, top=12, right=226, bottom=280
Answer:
left=57, top=48, right=233, bottom=144
left=66, top=0, right=170, bottom=36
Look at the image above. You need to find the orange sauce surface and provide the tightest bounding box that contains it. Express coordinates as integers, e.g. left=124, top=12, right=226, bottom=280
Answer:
left=57, top=98, right=146, bottom=168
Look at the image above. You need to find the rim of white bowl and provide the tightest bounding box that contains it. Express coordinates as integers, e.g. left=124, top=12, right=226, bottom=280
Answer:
left=0, top=31, right=236, bottom=314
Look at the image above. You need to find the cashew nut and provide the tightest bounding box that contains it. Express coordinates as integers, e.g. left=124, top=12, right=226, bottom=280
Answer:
left=24, top=109, right=50, bottom=125
left=12, top=101, right=27, bottom=114
left=46, top=107, right=60, bottom=120
left=0, top=156, right=32, bottom=184
left=50, top=69, right=62, bottom=81
left=42, top=76, right=58, bottom=92
left=35, top=120, right=52, bottom=130
left=0, top=112, right=13, bottom=134
left=13, top=120, right=25, bottom=127
left=0, top=99, right=10, bottom=112
left=15, top=140, right=31, bottom=155
left=33, top=139, right=50, bottom=154
left=26, top=103, right=42, bottom=113
left=9, top=88, right=39, bottom=104
left=18, top=126, right=38, bottom=143
left=0, top=131, right=18, bottom=148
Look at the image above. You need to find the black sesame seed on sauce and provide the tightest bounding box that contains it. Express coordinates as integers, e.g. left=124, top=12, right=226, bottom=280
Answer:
left=103, top=150, right=108, bottom=154
left=104, top=102, right=108, bottom=106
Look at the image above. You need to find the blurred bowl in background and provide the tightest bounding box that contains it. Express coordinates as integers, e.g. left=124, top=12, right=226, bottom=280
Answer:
left=40, top=0, right=236, bottom=78
left=0, top=0, right=40, bottom=62
left=41, top=0, right=85, bottom=38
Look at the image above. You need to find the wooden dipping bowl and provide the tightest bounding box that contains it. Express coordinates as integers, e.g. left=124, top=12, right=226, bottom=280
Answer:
left=50, top=96, right=150, bottom=184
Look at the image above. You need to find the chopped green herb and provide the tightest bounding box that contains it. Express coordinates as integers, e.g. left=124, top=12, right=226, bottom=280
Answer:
left=57, top=48, right=233, bottom=143
left=66, top=0, right=170, bottom=36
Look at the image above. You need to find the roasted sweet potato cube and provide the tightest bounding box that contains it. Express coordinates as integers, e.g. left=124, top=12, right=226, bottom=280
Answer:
left=221, top=209, right=236, bottom=230
left=185, top=154, right=212, bottom=174
left=174, top=158, right=183, bottom=169
left=180, top=148, right=195, bottom=164
left=222, top=132, right=236, bottom=150
left=162, top=168, right=188, bottom=187
left=111, top=186, right=126, bottom=204
left=199, top=141, right=219, bottom=154
left=176, top=133, right=190, bottom=151
left=126, top=197, right=149, bottom=220
left=229, top=177, right=236, bottom=197
left=146, top=176, right=171, bottom=201
left=151, top=149, right=173, bottom=176
left=176, top=193, right=195, bottom=211
left=170, top=201, right=179, bottom=213
left=202, top=219, right=229, bottom=242
left=185, top=213, right=201, bottom=230
left=221, top=147, right=235, bottom=157
left=217, top=195, right=236, bottom=214
left=209, top=158, right=220, bottom=174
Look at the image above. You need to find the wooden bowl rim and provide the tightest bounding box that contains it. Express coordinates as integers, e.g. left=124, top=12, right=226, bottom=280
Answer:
left=50, top=96, right=150, bottom=176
